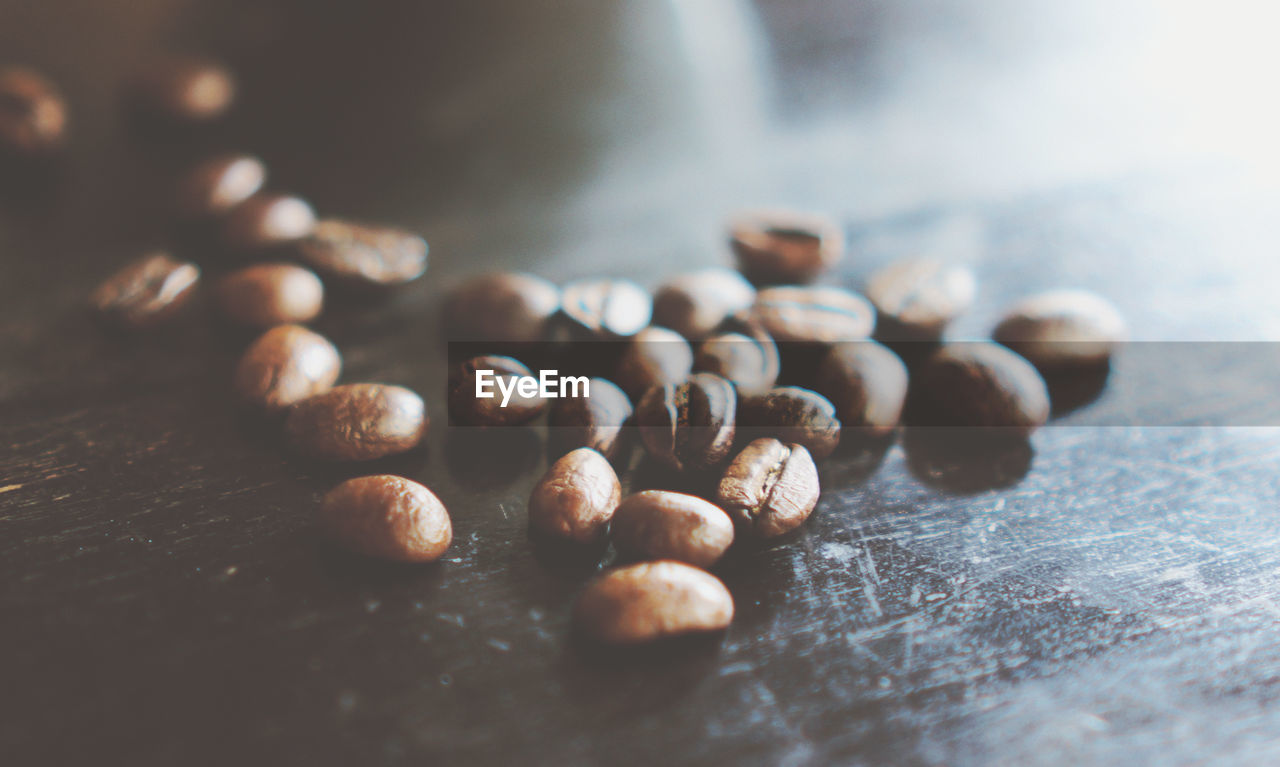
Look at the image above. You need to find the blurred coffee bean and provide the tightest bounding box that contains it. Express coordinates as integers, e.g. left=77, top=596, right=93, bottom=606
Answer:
left=611, top=490, right=735, bottom=569
left=652, top=268, right=755, bottom=340
left=914, top=342, right=1050, bottom=435
left=448, top=355, right=546, bottom=427
left=614, top=326, right=693, bottom=401
left=729, top=209, right=845, bottom=285
left=573, top=561, right=734, bottom=644
left=694, top=326, right=780, bottom=397
left=813, top=341, right=908, bottom=436
left=716, top=438, right=820, bottom=538
left=129, top=55, right=235, bottom=122
left=319, top=475, right=451, bottom=563
left=176, top=153, right=266, bottom=219
left=865, top=258, right=976, bottom=340
left=91, top=252, right=200, bottom=330
left=750, top=286, right=875, bottom=345
left=444, top=272, right=560, bottom=343
left=636, top=372, right=736, bottom=471
left=285, top=383, right=426, bottom=461
left=223, top=193, right=316, bottom=251
left=548, top=377, right=633, bottom=461
left=740, top=386, right=841, bottom=460
left=234, top=324, right=341, bottom=411
left=215, top=263, right=323, bottom=328
left=296, top=219, right=427, bottom=289
left=528, top=447, right=621, bottom=545
left=0, top=67, right=66, bottom=155
left=993, top=289, right=1127, bottom=371
left=559, top=278, right=651, bottom=339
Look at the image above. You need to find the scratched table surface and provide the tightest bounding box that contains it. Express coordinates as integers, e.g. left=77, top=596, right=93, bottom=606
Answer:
left=5, top=1, right=1280, bottom=765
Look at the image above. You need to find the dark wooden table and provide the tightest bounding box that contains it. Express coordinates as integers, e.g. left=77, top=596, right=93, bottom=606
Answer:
left=5, top=1, right=1280, bottom=764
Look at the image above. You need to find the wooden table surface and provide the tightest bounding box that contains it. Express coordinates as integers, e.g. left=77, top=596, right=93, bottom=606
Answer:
left=5, top=1, right=1280, bottom=764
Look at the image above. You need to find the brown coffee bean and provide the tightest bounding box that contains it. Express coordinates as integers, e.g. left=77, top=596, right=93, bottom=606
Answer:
left=130, top=55, right=235, bottom=122
left=215, top=263, right=323, bottom=328
left=176, top=153, right=266, bottom=218
left=729, top=209, right=845, bottom=285
left=612, top=490, right=734, bottom=569
left=234, top=324, right=341, bottom=411
left=614, top=327, right=693, bottom=401
left=993, top=289, right=1127, bottom=370
left=285, top=383, right=427, bottom=461
left=527, top=447, right=621, bottom=545
left=865, top=258, right=976, bottom=340
left=573, top=561, right=734, bottom=644
left=444, top=272, right=560, bottom=343
left=223, top=193, right=317, bottom=251
left=448, top=355, right=547, bottom=427
left=652, top=268, right=755, bottom=340
left=296, top=219, right=427, bottom=289
left=319, top=475, right=451, bottom=563
left=636, top=373, right=736, bottom=471
left=814, top=341, right=908, bottom=436
left=91, top=252, right=200, bottom=329
left=915, top=342, right=1050, bottom=434
left=717, top=438, right=820, bottom=538
left=694, top=325, right=780, bottom=397
left=548, top=377, right=633, bottom=461
left=750, top=286, right=875, bottom=344
left=740, top=386, right=841, bottom=460
left=0, top=67, right=66, bottom=155
left=559, top=278, right=652, bottom=339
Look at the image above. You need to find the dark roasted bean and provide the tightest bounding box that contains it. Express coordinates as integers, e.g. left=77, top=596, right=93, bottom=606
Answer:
left=548, top=377, right=633, bottom=461
left=652, top=268, right=755, bottom=340
left=814, top=341, right=908, bottom=436
left=740, top=386, right=841, bottom=460
left=176, top=153, right=266, bottom=218
left=636, top=372, right=736, bottom=471
left=559, top=278, right=652, bottom=339
left=993, top=289, right=1127, bottom=371
left=865, top=258, right=976, bottom=340
left=234, top=324, right=341, bottom=411
left=611, top=490, right=734, bottom=569
left=130, top=55, right=235, bottom=122
left=296, top=219, right=427, bottom=288
left=716, top=438, right=820, bottom=538
left=448, top=355, right=547, bottom=427
left=91, top=252, right=200, bottom=329
left=694, top=324, right=780, bottom=397
left=319, top=475, right=451, bottom=563
left=223, top=192, right=316, bottom=251
left=750, top=286, right=875, bottom=344
left=0, top=68, right=66, bottom=155
left=215, top=263, right=323, bottom=328
left=527, top=447, right=621, bottom=545
left=285, top=383, right=427, bottom=461
left=914, top=342, right=1050, bottom=434
left=729, top=209, right=845, bottom=285
left=614, top=326, right=693, bottom=401
left=574, top=561, right=734, bottom=644
left=444, top=272, right=560, bottom=343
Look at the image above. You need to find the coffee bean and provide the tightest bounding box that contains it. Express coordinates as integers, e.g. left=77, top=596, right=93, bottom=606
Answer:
left=865, top=258, right=976, bottom=340
left=448, top=355, right=547, bottom=427
left=319, top=475, right=451, bottom=563
left=740, top=386, right=841, bottom=460
left=993, top=289, right=1127, bottom=370
left=0, top=67, right=66, bottom=155
left=234, top=324, right=342, bottom=411
left=444, top=272, right=560, bottom=343
left=176, top=153, right=266, bottom=218
left=914, top=342, right=1050, bottom=434
left=130, top=55, right=235, bottom=122
left=296, top=219, right=427, bottom=289
left=285, top=383, right=427, bottom=461
left=750, top=286, right=875, bottom=344
left=614, top=326, right=693, bottom=401
left=91, top=252, right=200, bottom=329
left=528, top=447, right=621, bottom=545
left=215, top=263, right=324, bottom=328
left=652, top=268, right=755, bottom=340
left=813, top=341, right=908, bottom=436
left=729, top=209, right=845, bottom=285
left=559, top=278, right=652, bottom=339
left=573, top=561, right=733, bottom=644
left=548, top=377, right=633, bottom=461
left=223, top=193, right=316, bottom=251
left=611, top=490, right=735, bottom=569
left=716, top=438, right=820, bottom=538
left=694, top=324, right=780, bottom=397
left=636, top=372, right=736, bottom=471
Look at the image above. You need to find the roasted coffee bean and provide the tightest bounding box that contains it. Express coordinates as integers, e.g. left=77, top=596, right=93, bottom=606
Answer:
left=130, top=55, right=235, bottom=122
left=694, top=325, right=780, bottom=397
left=448, top=355, right=546, bottom=427
left=234, top=324, right=341, bottom=411
left=296, top=219, right=427, bottom=289
left=614, top=327, right=694, bottom=401
left=223, top=192, right=316, bottom=251
left=215, top=262, right=323, bottom=328
left=528, top=447, right=621, bottom=545
left=0, top=67, right=66, bottom=155
left=865, top=258, right=976, bottom=340
left=636, top=373, right=736, bottom=471
left=573, top=561, right=734, bottom=644
left=717, top=438, right=820, bottom=538
left=285, top=383, right=427, bottom=461
left=814, top=341, right=908, bottom=436
left=993, top=289, right=1127, bottom=370
left=444, top=272, right=560, bottom=343
left=91, top=252, right=200, bottom=329
left=729, top=209, right=845, bottom=285
left=559, top=278, right=652, bottom=339
left=611, top=490, right=734, bottom=569
left=652, top=268, right=755, bottom=340
left=548, top=377, right=633, bottom=461
left=319, top=475, right=451, bottom=563
left=914, top=342, right=1050, bottom=434
left=740, top=386, right=841, bottom=460
left=176, top=153, right=265, bottom=218
left=750, top=286, right=875, bottom=345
